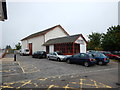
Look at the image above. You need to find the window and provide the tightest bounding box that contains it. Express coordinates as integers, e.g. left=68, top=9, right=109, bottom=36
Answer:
left=74, top=53, right=80, bottom=57
left=74, top=44, right=80, bottom=54
left=53, top=53, right=56, bottom=55
left=80, top=53, right=87, bottom=58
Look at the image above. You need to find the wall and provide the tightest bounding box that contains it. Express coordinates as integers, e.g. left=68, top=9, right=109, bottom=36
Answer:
left=21, top=40, right=28, bottom=50
left=49, top=45, right=54, bottom=53
left=27, top=35, right=46, bottom=53
left=75, top=36, right=86, bottom=53
left=45, top=27, right=68, bottom=42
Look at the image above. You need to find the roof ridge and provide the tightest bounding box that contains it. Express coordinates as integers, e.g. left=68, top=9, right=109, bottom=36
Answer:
left=47, top=34, right=81, bottom=41
left=21, top=24, right=66, bottom=41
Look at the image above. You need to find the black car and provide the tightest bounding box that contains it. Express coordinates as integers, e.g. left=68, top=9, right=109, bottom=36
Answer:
left=66, top=53, right=96, bottom=67
left=32, top=51, right=46, bottom=59
left=88, top=52, right=110, bottom=65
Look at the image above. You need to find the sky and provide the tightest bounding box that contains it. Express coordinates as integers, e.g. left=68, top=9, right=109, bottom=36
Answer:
left=0, top=0, right=119, bottom=49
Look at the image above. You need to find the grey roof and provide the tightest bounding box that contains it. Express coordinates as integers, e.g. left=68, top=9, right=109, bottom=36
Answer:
left=43, top=34, right=82, bottom=46
left=21, top=25, right=69, bottom=41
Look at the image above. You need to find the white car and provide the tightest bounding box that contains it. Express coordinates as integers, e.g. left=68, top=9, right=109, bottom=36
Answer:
left=20, top=49, right=30, bottom=56
left=47, top=52, right=66, bottom=62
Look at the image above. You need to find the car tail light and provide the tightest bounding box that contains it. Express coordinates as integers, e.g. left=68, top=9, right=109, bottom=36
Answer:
left=104, top=58, right=107, bottom=61
left=90, top=59, right=94, bottom=61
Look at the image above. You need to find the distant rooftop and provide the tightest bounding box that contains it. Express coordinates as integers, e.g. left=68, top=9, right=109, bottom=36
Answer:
left=21, top=25, right=69, bottom=41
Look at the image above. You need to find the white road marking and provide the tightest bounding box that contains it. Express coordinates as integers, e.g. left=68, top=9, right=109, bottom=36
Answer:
left=17, top=61, right=26, bottom=73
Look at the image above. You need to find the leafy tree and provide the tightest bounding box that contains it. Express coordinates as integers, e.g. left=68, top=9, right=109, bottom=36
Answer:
left=101, top=25, right=120, bottom=51
left=15, top=42, right=21, bottom=50
left=87, top=32, right=102, bottom=50
left=6, top=45, right=12, bottom=49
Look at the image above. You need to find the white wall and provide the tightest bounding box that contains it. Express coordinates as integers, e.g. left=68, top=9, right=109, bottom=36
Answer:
left=75, top=36, right=87, bottom=53
left=21, top=40, right=28, bottom=50
left=45, top=27, right=68, bottom=42
left=21, top=26, right=69, bottom=54
left=49, top=45, right=54, bottom=53
left=27, top=35, right=46, bottom=53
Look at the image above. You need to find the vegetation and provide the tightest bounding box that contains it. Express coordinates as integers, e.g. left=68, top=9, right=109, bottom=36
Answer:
left=87, top=25, right=120, bottom=51
left=101, top=25, right=120, bottom=51
left=6, top=45, right=12, bottom=49
left=15, top=42, right=21, bottom=50
left=87, top=32, right=102, bottom=50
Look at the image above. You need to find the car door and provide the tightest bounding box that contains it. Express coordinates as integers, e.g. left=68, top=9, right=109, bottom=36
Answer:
left=79, top=53, right=87, bottom=64
left=52, top=52, right=57, bottom=60
left=72, top=54, right=81, bottom=63
left=49, top=53, right=53, bottom=59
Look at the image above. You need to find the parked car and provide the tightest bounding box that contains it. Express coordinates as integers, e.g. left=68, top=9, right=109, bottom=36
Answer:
left=20, top=49, right=30, bottom=56
left=47, top=52, right=66, bottom=62
left=102, top=51, right=120, bottom=60
left=32, top=51, right=46, bottom=59
left=65, top=53, right=96, bottom=67
left=88, top=52, right=110, bottom=65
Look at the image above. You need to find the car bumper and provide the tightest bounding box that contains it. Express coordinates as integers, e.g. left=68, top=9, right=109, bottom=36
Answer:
left=104, top=60, right=110, bottom=64
left=89, top=61, right=96, bottom=65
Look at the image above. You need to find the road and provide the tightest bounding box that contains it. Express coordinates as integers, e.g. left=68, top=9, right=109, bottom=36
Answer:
left=1, top=54, right=119, bottom=89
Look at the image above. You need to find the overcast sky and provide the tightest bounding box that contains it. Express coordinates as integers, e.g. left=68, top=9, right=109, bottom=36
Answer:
left=0, top=0, right=118, bottom=49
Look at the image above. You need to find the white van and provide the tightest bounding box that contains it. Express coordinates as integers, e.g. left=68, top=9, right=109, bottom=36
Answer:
left=20, top=49, right=30, bottom=56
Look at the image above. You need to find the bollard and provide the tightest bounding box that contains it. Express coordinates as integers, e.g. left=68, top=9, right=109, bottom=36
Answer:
left=14, top=50, right=17, bottom=61
left=14, top=54, right=16, bottom=61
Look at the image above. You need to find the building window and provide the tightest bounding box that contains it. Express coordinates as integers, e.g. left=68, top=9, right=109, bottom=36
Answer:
left=74, top=43, right=80, bottom=54
left=54, top=43, right=73, bottom=54
left=46, top=46, right=49, bottom=54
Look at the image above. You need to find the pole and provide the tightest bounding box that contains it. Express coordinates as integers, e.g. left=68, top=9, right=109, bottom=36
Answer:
left=14, top=50, right=16, bottom=61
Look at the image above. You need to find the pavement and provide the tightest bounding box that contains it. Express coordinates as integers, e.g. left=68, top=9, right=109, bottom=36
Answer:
left=0, top=54, right=120, bottom=89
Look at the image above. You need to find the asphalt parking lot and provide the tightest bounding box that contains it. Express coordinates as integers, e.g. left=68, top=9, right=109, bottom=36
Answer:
left=1, top=54, right=120, bottom=89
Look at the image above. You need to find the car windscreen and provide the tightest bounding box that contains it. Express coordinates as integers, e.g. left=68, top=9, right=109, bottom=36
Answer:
left=25, top=49, right=29, bottom=52
left=57, top=52, right=64, bottom=55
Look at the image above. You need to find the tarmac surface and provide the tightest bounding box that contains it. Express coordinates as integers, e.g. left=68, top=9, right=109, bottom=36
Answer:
left=0, top=54, right=120, bottom=89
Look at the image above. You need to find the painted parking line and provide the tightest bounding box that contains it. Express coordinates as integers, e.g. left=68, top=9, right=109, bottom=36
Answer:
left=0, top=77, right=112, bottom=89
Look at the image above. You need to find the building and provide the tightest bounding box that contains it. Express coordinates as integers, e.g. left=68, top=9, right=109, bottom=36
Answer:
left=21, top=25, right=87, bottom=55
left=0, top=0, right=7, bottom=21
left=118, top=1, right=120, bottom=25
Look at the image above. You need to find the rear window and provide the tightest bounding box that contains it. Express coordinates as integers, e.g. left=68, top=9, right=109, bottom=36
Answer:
left=95, top=53, right=107, bottom=58
left=38, top=51, right=45, bottom=54
left=88, top=54, right=94, bottom=58
left=103, top=52, right=111, bottom=54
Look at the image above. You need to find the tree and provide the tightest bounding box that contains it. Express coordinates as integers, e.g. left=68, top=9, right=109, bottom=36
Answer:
left=6, top=45, right=12, bottom=49
left=87, top=32, right=102, bottom=50
left=15, top=42, right=21, bottom=50
left=101, top=25, right=120, bottom=51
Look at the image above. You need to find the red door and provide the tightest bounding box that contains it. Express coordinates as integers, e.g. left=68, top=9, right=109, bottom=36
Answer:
left=28, top=43, right=32, bottom=55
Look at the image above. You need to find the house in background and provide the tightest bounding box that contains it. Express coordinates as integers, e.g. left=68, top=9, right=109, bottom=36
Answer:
left=21, top=25, right=69, bottom=55
left=43, top=34, right=87, bottom=55
left=21, top=25, right=87, bottom=55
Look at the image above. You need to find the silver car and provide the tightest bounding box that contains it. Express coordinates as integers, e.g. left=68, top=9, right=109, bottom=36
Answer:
left=47, top=52, right=66, bottom=62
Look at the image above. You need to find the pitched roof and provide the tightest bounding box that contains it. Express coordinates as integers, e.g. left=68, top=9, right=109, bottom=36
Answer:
left=43, top=34, right=87, bottom=46
left=21, top=25, right=69, bottom=41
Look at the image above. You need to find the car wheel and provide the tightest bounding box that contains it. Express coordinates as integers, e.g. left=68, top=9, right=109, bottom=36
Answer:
left=57, top=58, right=61, bottom=62
left=48, top=56, right=50, bottom=60
left=98, top=61, right=103, bottom=65
left=38, top=56, right=41, bottom=59
left=84, top=62, right=89, bottom=67
left=66, top=59, right=71, bottom=64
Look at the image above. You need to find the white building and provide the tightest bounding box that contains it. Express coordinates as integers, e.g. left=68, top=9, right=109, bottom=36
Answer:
left=21, top=25, right=87, bottom=55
